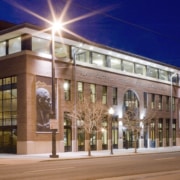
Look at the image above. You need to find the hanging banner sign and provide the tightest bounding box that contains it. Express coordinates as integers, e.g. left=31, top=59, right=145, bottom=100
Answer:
left=50, top=119, right=58, bottom=130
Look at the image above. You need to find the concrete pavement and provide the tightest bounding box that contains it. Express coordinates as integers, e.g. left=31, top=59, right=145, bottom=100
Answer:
left=0, top=146, right=180, bottom=165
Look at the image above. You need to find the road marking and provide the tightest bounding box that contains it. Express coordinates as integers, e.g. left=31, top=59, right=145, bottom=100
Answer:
left=155, top=157, right=175, bottom=161
left=24, top=167, right=75, bottom=174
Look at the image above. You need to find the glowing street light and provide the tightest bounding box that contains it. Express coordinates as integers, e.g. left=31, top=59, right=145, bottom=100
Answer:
left=49, top=21, right=63, bottom=158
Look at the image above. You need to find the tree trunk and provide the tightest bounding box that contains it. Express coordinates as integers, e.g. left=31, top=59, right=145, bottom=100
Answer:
left=88, top=137, right=91, bottom=156
left=134, top=130, right=137, bottom=153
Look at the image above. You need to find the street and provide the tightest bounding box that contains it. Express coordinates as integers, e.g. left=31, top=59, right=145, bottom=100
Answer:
left=0, top=152, right=180, bottom=180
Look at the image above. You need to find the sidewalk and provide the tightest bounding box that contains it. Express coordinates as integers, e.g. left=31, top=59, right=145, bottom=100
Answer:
left=0, top=146, right=180, bottom=165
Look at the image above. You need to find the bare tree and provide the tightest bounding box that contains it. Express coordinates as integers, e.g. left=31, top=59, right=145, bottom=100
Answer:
left=122, top=106, right=156, bottom=153
left=69, top=98, right=107, bottom=156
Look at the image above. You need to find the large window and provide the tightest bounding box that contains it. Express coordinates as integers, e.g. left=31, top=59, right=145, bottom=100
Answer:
left=166, top=96, right=170, bottom=111
left=150, top=120, right=155, bottom=147
left=124, top=90, right=139, bottom=109
left=159, top=70, right=168, bottom=81
left=0, top=41, right=6, bottom=57
left=55, top=42, right=70, bottom=58
left=64, top=80, right=71, bottom=101
left=109, top=57, right=121, bottom=70
left=172, top=119, right=176, bottom=146
left=135, top=64, right=146, bottom=76
left=77, top=82, right=83, bottom=101
left=0, top=76, right=17, bottom=153
left=90, top=84, right=96, bottom=103
left=112, top=87, right=118, bottom=105
left=8, top=37, right=21, bottom=54
left=72, top=47, right=90, bottom=63
left=122, top=60, right=134, bottom=73
left=90, top=128, right=97, bottom=150
left=92, top=52, right=106, bottom=67
left=143, top=92, right=148, bottom=108
left=151, top=94, right=155, bottom=109
left=64, top=112, right=72, bottom=152
left=166, top=119, right=169, bottom=146
left=158, top=95, right=162, bottom=110
left=158, top=119, right=163, bottom=147
left=147, top=66, right=158, bottom=78
left=172, top=97, right=175, bottom=111
left=32, top=37, right=51, bottom=55
left=102, top=86, right=107, bottom=104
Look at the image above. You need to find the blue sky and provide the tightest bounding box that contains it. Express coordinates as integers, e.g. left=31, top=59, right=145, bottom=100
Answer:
left=0, top=0, right=180, bottom=67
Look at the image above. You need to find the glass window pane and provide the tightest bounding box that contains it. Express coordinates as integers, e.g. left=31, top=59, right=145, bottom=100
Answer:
left=110, top=57, right=121, bottom=70
left=147, top=66, right=158, bottom=78
left=159, top=70, right=168, bottom=81
left=92, top=52, right=106, bottom=67
left=55, top=42, right=69, bottom=58
left=72, top=47, right=90, bottom=63
left=135, top=64, right=146, bottom=76
left=0, top=41, right=6, bottom=57
left=113, top=87, right=117, bottom=105
left=3, top=90, right=11, bottom=99
left=3, top=99, right=11, bottom=111
left=12, top=89, right=17, bottom=98
left=0, top=100, right=2, bottom=112
left=64, top=80, right=71, bottom=101
left=32, top=37, right=51, bottom=55
left=78, top=82, right=83, bottom=92
left=8, top=37, right=21, bottom=54
left=90, top=84, right=96, bottom=102
left=123, top=61, right=134, bottom=73
left=3, top=77, right=11, bottom=85
left=12, top=76, right=17, bottom=83
left=12, top=99, right=17, bottom=111
left=102, top=86, right=107, bottom=104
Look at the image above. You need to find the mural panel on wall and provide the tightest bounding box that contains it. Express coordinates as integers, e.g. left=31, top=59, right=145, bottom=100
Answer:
left=36, top=76, right=52, bottom=132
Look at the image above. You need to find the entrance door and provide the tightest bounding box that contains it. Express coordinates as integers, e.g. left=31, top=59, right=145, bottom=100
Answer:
left=123, top=130, right=138, bottom=149
left=0, top=126, right=17, bottom=153
left=64, top=127, right=72, bottom=152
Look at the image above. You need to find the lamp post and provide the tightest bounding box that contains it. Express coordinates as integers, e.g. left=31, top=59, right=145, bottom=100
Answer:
left=170, top=73, right=179, bottom=147
left=108, top=107, right=114, bottom=155
left=49, top=22, right=62, bottom=158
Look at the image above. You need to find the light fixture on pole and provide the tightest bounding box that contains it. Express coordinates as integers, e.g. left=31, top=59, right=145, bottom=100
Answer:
left=170, top=72, right=179, bottom=146
left=49, top=21, right=62, bottom=158
left=108, top=107, right=114, bottom=155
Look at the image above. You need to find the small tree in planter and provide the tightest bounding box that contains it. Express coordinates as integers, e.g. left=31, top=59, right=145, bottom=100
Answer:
left=69, top=98, right=107, bottom=156
left=123, top=106, right=156, bottom=153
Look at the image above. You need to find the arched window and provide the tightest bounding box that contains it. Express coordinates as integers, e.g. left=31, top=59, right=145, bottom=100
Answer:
left=123, top=90, right=140, bottom=149
left=124, top=90, right=139, bottom=110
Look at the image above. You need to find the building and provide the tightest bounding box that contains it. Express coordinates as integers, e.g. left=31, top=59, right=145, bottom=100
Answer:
left=0, top=21, right=179, bottom=154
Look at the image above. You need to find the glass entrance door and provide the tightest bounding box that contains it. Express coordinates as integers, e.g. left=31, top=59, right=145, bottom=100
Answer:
left=0, top=127, right=17, bottom=153
left=0, top=76, right=17, bottom=153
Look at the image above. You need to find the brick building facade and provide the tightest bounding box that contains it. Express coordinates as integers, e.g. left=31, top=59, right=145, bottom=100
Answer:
left=0, top=22, right=179, bottom=154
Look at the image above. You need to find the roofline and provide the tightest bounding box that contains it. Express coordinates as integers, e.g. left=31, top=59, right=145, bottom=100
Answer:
left=0, top=22, right=179, bottom=70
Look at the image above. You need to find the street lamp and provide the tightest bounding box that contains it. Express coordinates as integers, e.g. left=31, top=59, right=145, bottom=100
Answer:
left=108, top=107, right=114, bottom=155
left=170, top=73, right=179, bottom=146
left=49, top=21, right=62, bottom=158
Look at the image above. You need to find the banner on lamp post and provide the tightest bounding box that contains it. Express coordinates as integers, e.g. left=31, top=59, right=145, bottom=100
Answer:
left=50, top=119, right=58, bottom=130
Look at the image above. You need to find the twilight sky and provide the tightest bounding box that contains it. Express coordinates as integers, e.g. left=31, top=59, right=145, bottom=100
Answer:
left=0, top=0, right=180, bottom=67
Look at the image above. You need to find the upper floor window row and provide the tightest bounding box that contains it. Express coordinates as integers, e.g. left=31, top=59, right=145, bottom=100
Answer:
left=32, top=37, right=70, bottom=58
left=0, top=37, right=21, bottom=57
left=72, top=46, right=177, bottom=83
left=0, top=36, right=70, bottom=59
left=0, top=36, right=177, bottom=83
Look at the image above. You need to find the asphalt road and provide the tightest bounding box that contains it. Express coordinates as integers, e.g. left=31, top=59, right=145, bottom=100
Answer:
left=0, top=152, right=180, bottom=180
